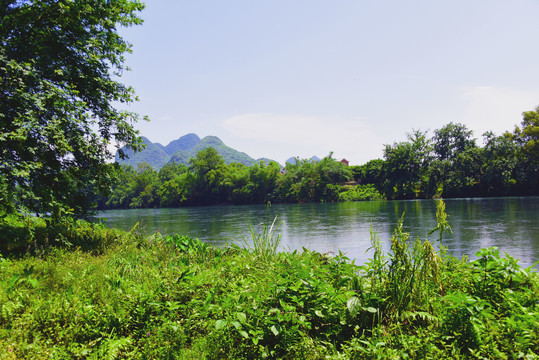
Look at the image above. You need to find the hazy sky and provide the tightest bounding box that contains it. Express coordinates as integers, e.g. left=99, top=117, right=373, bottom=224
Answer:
left=118, top=0, right=539, bottom=165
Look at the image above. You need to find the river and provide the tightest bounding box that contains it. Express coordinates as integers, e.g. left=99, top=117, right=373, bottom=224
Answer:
left=97, top=197, right=539, bottom=269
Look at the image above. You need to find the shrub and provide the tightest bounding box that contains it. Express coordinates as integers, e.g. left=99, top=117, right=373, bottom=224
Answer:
left=338, top=184, right=385, bottom=201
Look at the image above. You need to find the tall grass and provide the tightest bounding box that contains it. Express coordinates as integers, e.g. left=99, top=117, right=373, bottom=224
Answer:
left=242, top=216, right=282, bottom=261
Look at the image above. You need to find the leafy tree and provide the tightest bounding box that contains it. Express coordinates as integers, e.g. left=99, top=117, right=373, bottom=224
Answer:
left=318, top=155, right=352, bottom=185
left=0, top=0, right=145, bottom=218
left=157, top=172, right=194, bottom=207
left=515, top=105, right=539, bottom=162
left=189, top=148, right=226, bottom=204
left=217, top=163, right=251, bottom=204
left=383, top=130, right=432, bottom=199
left=158, top=162, right=188, bottom=183
left=480, top=132, right=520, bottom=195
left=508, top=106, right=539, bottom=194
left=189, top=148, right=225, bottom=179
left=129, top=162, right=158, bottom=208
left=429, top=123, right=480, bottom=197
left=276, top=158, right=319, bottom=203
left=248, top=161, right=280, bottom=203
left=354, top=159, right=385, bottom=186
left=316, top=155, right=353, bottom=201
left=433, top=122, right=476, bottom=161
left=275, top=155, right=351, bottom=203
left=102, top=164, right=137, bottom=209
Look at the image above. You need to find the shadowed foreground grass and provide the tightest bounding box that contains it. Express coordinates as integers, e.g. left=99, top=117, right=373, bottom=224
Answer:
left=0, top=204, right=537, bottom=359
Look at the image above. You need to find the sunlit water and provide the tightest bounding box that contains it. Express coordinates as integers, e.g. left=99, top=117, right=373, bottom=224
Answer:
left=97, top=197, right=539, bottom=269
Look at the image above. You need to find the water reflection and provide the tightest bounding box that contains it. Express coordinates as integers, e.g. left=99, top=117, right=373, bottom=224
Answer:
left=98, top=197, right=539, bottom=269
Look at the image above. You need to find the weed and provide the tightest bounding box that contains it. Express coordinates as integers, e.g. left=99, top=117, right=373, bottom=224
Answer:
left=241, top=216, right=282, bottom=262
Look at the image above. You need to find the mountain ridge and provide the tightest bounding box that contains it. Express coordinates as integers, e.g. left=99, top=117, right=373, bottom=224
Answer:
left=115, top=134, right=281, bottom=169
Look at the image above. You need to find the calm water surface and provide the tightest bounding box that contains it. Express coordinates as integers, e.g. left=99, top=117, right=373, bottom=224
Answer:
left=98, top=197, right=539, bottom=268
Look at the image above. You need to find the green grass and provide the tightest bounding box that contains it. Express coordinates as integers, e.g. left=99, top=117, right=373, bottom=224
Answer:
left=0, top=203, right=537, bottom=359
left=241, top=216, right=282, bottom=262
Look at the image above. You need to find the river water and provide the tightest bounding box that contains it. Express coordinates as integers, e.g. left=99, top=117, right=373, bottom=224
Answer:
left=97, top=197, right=539, bottom=269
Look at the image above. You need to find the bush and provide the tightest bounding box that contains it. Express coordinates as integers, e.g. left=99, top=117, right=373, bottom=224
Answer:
left=0, top=213, right=136, bottom=256
left=338, top=184, right=385, bottom=201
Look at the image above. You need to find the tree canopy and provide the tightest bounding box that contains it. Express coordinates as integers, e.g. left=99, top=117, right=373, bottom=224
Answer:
left=377, top=115, right=539, bottom=199
left=0, top=0, right=146, bottom=218
left=515, top=105, right=539, bottom=162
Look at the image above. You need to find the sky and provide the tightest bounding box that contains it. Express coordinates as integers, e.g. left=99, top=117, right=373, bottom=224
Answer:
left=117, top=0, right=539, bottom=165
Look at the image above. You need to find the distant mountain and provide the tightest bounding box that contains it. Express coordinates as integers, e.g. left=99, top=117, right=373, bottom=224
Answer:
left=185, top=136, right=255, bottom=166
left=115, top=136, right=170, bottom=169
left=285, top=156, right=321, bottom=165
left=257, top=158, right=278, bottom=166
left=285, top=157, right=296, bottom=165
left=161, top=133, right=200, bottom=156
left=168, top=149, right=191, bottom=165
left=116, top=134, right=279, bottom=169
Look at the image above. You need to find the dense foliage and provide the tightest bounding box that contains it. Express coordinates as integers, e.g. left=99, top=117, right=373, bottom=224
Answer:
left=99, top=151, right=357, bottom=209
left=0, top=0, right=145, bottom=218
left=374, top=115, right=539, bottom=199
left=0, top=202, right=537, bottom=358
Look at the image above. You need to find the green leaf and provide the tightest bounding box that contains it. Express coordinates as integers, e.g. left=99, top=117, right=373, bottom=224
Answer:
left=315, top=310, right=324, bottom=318
left=347, top=296, right=361, bottom=317
left=236, top=312, right=247, bottom=324
left=27, top=278, right=39, bottom=288
left=215, top=319, right=227, bottom=330
left=165, top=301, right=181, bottom=311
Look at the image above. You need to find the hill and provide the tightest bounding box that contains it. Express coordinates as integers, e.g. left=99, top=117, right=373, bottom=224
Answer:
left=115, top=136, right=170, bottom=169
left=285, top=155, right=321, bottom=165
left=161, top=133, right=200, bottom=156
left=116, top=134, right=279, bottom=169
left=184, top=136, right=255, bottom=166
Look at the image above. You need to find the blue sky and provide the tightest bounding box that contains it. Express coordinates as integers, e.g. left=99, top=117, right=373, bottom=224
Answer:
left=118, top=0, right=539, bottom=165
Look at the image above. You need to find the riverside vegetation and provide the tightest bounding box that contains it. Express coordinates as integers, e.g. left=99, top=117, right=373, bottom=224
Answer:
left=1, top=201, right=538, bottom=359
left=1, top=2, right=538, bottom=358
left=98, top=115, right=539, bottom=210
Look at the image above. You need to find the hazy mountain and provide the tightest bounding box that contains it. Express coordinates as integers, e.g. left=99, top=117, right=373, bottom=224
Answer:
left=161, top=133, right=200, bottom=156
left=285, top=156, right=321, bottom=165
left=116, top=134, right=280, bottom=169
left=256, top=158, right=279, bottom=166
left=115, top=136, right=170, bottom=169
left=187, top=136, right=255, bottom=166
left=168, top=149, right=191, bottom=165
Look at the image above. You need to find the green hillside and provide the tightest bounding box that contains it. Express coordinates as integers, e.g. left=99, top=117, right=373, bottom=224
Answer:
left=115, top=136, right=170, bottom=169
left=116, top=134, right=280, bottom=169
left=168, top=149, right=191, bottom=165
left=162, top=133, right=200, bottom=155
left=187, top=136, right=255, bottom=166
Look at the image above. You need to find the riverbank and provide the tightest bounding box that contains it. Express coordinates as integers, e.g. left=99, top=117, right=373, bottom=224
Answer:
left=0, top=209, right=538, bottom=359
left=98, top=197, right=539, bottom=270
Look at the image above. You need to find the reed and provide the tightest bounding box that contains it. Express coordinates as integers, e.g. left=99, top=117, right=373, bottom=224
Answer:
left=242, top=216, right=282, bottom=261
